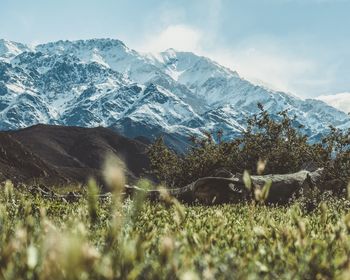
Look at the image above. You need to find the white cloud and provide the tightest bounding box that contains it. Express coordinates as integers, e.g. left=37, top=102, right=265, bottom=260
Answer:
left=317, top=92, right=350, bottom=113
left=137, top=24, right=337, bottom=98
left=207, top=45, right=330, bottom=96
left=139, top=24, right=203, bottom=53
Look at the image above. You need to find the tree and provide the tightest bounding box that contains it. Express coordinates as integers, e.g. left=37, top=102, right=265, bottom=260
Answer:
left=147, top=104, right=350, bottom=192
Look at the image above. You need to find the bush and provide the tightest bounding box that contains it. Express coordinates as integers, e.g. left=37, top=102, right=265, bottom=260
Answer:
left=237, top=106, right=317, bottom=174
left=320, top=126, right=350, bottom=188
left=147, top=104, right=350, bottom=190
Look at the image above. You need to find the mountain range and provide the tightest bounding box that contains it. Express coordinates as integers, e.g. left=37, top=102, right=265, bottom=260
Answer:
left=0, top=38, right=349, bottom=151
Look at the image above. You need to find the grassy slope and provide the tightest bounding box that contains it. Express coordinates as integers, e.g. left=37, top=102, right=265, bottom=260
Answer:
left=1, top=183, right=350, bottom=279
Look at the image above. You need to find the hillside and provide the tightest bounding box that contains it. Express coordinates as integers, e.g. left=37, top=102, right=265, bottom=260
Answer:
left=0, top=124, right=149, bottom=186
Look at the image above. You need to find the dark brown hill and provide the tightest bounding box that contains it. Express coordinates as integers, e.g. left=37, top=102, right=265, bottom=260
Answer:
left=0, top=124, right=149, bottom=187
left=0, top=132, right=63, bottom=183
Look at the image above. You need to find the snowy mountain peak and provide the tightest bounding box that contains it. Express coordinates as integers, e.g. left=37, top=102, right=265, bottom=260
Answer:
left=0, top=38, right=349, bottom=151
left=0, top=39, right=31, bottom=61
left=36, top=38, right=128, bottom=54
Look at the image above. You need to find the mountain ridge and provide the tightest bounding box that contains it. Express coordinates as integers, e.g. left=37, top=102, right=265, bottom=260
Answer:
left=0, top=38, right=349, bottom=151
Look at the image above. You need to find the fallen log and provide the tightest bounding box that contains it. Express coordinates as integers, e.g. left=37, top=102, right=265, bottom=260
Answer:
left=26, top=169, right=324, bottom=204
left=126, top=168, right=324, bottom=204
left=250, top=169, right=323, bottom=203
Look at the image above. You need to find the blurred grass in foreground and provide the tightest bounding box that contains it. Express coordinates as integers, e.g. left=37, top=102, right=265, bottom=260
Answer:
left=1, top=179, right=350, bottom=279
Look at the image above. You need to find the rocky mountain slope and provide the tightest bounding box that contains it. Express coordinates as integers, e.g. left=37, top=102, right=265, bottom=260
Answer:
left=0, top=38, right=349, bottom=151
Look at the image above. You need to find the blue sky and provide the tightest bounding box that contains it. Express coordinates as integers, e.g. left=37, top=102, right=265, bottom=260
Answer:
left=1, top=0, right=350, bottom=98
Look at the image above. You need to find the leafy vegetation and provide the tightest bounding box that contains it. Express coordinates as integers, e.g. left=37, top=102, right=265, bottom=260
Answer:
left=148, top=105, right=350, bottom=191
left=1, top=104, right=349, bottom=279
left=320, top=126, right=350, bottom=187
left=2, top=180, right=350, bottom=279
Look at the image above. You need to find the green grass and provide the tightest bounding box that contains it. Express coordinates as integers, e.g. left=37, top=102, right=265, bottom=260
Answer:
left=1, top=181, right=350, bottom=279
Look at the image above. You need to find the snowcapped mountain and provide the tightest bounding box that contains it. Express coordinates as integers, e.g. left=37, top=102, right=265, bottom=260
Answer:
left=0, top=39, right=32, bottom=61
left=0, top=38, right=349, bottom=151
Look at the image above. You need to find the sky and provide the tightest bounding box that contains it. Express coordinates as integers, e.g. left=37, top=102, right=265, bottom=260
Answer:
left=1, top=0, right=350, bottom=98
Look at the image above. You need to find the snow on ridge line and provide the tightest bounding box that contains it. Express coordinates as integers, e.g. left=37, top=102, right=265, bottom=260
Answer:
left=0, top=38, right=349, bottom=149
left=0, top=38, right=334, bottom=106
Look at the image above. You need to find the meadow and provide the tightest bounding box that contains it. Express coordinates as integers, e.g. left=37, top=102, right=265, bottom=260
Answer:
left=0, top=109, right=349, bottom=279
left=1, top=179, right=350, bottom=280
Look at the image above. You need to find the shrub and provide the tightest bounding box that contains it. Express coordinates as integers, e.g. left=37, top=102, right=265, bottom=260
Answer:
left=237, top=106, right=317, bottom=174
left=320, top=126, right=350, bottom=187
left=147, top=104, right=350, bottom=190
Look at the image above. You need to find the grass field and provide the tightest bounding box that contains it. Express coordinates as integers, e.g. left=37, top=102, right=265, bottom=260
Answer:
left=1, top=180, right=350, bottom=280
